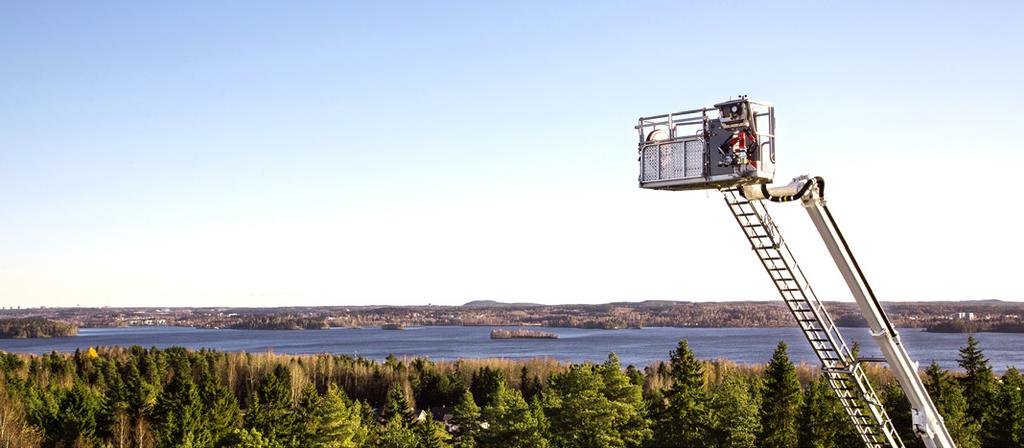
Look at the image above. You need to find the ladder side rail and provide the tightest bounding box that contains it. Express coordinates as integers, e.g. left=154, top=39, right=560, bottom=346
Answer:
left=725, top=190, right=903, bottom=448
left=751, top=202, right=897, bottom=448
left=751, top=199, right=853, bottom=356
left=802, top=199, right=956, bottom=448
left=746, top=198, right=854, bottom=369
left=751, top=196, right=901, bottom=445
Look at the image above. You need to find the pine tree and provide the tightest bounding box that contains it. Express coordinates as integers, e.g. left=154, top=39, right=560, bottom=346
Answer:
left=991, top=367, right=1024, bottom=447
left=956, top=336, right=996, bottom=445
left=760, top=341, right=802, bottom=448
left=925, top=361, right=980, bottom=448
left=708, top=374, right=760, bottom=448
left=451, top=389, right=481, bottom=448
left=652, top=339, right=709, bottom=447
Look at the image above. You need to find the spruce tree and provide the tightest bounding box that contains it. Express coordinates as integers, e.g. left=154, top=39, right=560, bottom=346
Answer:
left=222, top=427, right=279, bottom=448
left=925, top=361, right=980, bottom=448
left=383, top=383, right=412, bottom=421
left=956, top=336, right=996, bottom=444
left=54, top=382, right=102, bottom=447
left=597, top=353, right=651, bottom=448
left=294, top=383, right=324, bottom=446
left=760, top=341, right=802, bottom=448
left=991, top=367, right=1024, bottom=447
left=519, top=366, right=542, bottom=403
left=152, top=368, right=211, bottom=448
left=708, top=374, right=760, bottom=448
left=880, top=381, right=924, bottom=448
left=470, top=367, right=506, bottom=408
left=452, top=389, right=481, bottom=448
left=379, top=414, right=419, bottom=448
left=479, top=383, right=548, bottom=448
left=798, top=377, right=840, bottom=448
left=625, top=365, right=644, bottom=387
left=543, top=364, right=622, bottom=448
left=418, top=412, right=453, bottom=448
left=245, top=365, right=296, bottom=446
left=197, top=366, right=241, bottom=445
left=651, top=340, right=709, bottom=447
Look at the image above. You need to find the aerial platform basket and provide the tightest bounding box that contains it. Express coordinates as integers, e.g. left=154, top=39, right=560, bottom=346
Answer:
left=636, top=98, right=776, bottom=191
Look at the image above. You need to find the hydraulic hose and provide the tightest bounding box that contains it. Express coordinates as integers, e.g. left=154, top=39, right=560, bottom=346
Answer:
left=739, top=176, right=825, bottom=202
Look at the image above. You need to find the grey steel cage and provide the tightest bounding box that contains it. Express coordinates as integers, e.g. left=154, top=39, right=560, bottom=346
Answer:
left=636, top=100, right=776, bottom=191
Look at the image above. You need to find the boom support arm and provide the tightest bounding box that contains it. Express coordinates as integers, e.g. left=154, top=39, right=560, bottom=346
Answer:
left=750, top=178, right=956, bottom=448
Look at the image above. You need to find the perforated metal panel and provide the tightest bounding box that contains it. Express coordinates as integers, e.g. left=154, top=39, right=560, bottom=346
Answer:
left=684, top=140, right=703, bottom=177
left=636, top=100, right=775, bottom=191
left=641, top=145, right=659, bottom=182
left=641, top=140, right=705, bottom=183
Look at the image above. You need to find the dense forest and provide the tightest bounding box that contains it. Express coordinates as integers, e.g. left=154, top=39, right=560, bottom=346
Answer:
left=224, top=316, right=330, bottom=331
left=0, top=337, right=1021, bottom=448
left=0, top=319, right=78, bottom=339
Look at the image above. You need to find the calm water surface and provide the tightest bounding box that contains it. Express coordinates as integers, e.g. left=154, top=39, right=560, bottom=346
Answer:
left=1, top=326, right=1021, bottom=371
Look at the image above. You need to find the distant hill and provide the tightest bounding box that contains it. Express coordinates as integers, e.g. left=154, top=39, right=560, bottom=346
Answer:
left=462, top=300, right=544, bottom=308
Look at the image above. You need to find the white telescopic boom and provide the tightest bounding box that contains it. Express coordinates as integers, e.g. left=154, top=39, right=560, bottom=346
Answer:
left=799, top=181, right=956, bottom=448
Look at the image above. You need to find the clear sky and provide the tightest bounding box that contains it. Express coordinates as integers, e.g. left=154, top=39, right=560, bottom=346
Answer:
left=2, top=1, right=1022, bottom=308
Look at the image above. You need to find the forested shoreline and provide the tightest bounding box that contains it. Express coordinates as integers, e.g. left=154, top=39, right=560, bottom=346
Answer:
left=0, top=318, right=78, bottom=339
left=0, top=337, right=1021, bottom=448
left=6, top=300, right=1024, bottom=333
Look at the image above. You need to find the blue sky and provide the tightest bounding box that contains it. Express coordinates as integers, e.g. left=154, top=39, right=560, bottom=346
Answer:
left=2, top=1, right=1022, bottom=307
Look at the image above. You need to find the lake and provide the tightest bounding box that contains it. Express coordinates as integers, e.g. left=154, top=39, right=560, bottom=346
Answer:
left=1, top=326, right=1021, bottom=371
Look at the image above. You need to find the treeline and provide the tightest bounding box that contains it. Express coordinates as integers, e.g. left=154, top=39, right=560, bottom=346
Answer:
left=0, top=337, right=1022, bottom=447
left=222, top=316, right=329, bottom=331
left=0, top=318, right=78, bottom=339
left=7, top=301, right=1024, bottom=331
left=926, top=319, right=1024, bottom=333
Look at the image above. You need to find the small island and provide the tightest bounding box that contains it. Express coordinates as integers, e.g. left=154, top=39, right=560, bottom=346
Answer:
left=0, top=318, right=78, bottom=339
left=490, top=328, right=558, bottom=339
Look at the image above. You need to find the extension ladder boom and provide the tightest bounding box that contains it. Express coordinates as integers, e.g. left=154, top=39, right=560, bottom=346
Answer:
left=726, top=177, right=955, bottom=448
